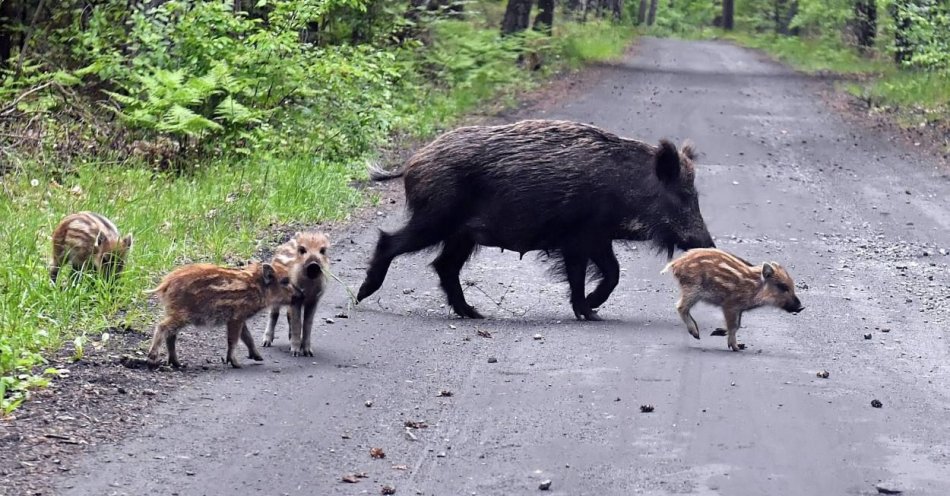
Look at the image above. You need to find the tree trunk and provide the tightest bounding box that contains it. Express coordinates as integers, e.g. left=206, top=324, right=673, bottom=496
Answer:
left=612, top=0, right=623, bottom=20
left=637, top=0, right=648, bottom=24
left=722, top=0, right=734, bottom=30
left=0, top=0, right=21, bottom=70
left=891, top=0, right=913, bottom=64
left=534, top=0, right=554, bottom=33
left=647, top=0, right=658, bottom=25
left=853, top=0, right=877, bottom=50
left=501, top=0, right=534, bottom=34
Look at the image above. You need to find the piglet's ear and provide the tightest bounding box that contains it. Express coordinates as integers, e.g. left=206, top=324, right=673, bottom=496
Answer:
left=95, top=231, right=107, bottom=248
left=762, top=263, right=775, bottom=279
left=122, top=235, right=133, bottom=249
left=655, top=140, right=681, bottom=184
left=262, top=263, right=276, bottom=285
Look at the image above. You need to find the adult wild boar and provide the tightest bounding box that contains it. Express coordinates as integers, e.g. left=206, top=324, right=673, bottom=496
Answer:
left=358, top=119, right=715, bottom=320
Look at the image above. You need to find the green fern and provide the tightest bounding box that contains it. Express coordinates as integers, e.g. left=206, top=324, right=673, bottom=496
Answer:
left=158, top=104, right=223, bottom=136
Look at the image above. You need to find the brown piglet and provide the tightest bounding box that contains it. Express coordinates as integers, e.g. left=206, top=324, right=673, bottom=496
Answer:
left=50, top=212, right=133, bottom=283
left=662, top=248, right=804, bottom=351
left=262, top=232, right=330, bottom=357
left=146, top=262, right=301, bottom=369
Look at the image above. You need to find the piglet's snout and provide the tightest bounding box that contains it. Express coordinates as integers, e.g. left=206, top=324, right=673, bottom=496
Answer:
left=305, top=261, right=322, bottom=279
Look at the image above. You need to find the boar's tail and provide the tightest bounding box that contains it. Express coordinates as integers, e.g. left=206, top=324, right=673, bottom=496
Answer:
left=660, top=261, right=674, bottom=274
left=368, top=162, right=405, bottom=182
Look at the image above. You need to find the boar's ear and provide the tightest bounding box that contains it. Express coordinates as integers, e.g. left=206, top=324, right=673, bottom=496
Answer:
left=681, top=140, right=697, bottom=161
left=762, top=263, right=775, bottom=280
left=655, top=140, right=681, bottom=184
left=262, top=263, right=276, bottom=285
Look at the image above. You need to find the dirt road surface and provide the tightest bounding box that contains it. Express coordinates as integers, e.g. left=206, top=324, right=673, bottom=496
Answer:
left=54, top=37, right=950, bottom=496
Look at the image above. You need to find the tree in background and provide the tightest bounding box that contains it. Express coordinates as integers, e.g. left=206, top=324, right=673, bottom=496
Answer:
left=501, top=0, right=534, bottom=34
left=534, top=0, right=554, bottom=33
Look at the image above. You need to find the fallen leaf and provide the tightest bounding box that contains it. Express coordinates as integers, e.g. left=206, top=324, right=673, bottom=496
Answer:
left=437, top=390, right=453, bottom=397
left=404, top=420, right=428, bottom=429
left=381, top=484, right=397, bottom=495
left=392, top=464, right=409, bottom=471
left=370, top=447, right=386, bottom=459
left=477, top=329, right=492, bottom=338
left=341, top=472, right=368, bottom=483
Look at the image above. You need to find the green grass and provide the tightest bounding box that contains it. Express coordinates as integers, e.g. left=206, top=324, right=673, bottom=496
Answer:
left=0, top=15, right=638, bottom=414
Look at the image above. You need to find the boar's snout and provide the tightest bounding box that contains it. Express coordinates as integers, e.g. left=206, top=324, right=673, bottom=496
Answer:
left=785, top=297, right=804, bottom=314
left=305, top=261, right=322, bottom=279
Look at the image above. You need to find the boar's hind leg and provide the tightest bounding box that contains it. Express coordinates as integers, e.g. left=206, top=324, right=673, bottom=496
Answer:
left=586, top=243, right=620, bottom=310
left=241, top=323, right=264, bottom=361
left=432, top=234, right=482, bottom=319
left=563, top=251, right=600, bottom=321
left=676, top=293, right=701, bottom=340
left=225, top=320, right=245, bottom=368
left=148, top=317, right=185, bottom=369
left=357, top=223, right=447, bottom=303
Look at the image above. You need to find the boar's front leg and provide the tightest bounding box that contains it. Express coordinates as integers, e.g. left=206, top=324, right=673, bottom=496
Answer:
left=288, top=303, right=305, bottom=357
left=586, top=242, right=620, bottom=310
left=563, top=250, right=600, bottom=321
left=240, top=323, right=264, bottom=362
left=261, top=306, right=281, bottom=347
left=723, top=308, right=743, bottom=352
left=299, top=301, right=318, bottom=357
left=432, top=234, right=482, bottom=319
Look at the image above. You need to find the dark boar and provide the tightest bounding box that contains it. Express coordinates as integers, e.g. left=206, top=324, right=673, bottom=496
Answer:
left=50, top=211, right=133, bottom=283
left=663, top=248, right=804, bottom=351
left=357, top=119, right=715, bottom=321
left=146, top=262, right=300, bottom=369
left=262, top=232, right=330, bottom=357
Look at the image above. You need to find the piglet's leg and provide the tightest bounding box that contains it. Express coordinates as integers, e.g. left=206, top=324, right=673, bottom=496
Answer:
left=288, top=303, right=305, bottom=357
left=241, top=323, right=264, bottom=361
left=225, top=320, right=244, bottom=368
left=262, top=306, right=280, bottom=347
left=676, top=294, right=701, bottom=340
left=723, top=309, right=743, bottom=352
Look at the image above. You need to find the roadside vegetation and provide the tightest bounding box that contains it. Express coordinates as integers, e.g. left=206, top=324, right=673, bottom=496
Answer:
left=0, top=0, right=636, bottom=414
left=636, top=0, right=950, bottom=132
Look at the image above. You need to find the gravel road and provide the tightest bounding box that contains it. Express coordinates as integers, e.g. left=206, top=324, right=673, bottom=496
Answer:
left=55, top=36, right=950, bottom=496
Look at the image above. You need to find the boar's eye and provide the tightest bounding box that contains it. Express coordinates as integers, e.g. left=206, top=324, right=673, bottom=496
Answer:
left=776, top=283, right=790, bottom=292
left=298, top=246, right=307, bottom=255
left=319, top=247, right=327, bottom=255
left=280, top=277, right=290, bottom=286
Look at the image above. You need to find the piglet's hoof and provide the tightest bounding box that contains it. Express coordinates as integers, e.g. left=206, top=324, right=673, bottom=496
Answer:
left=710, top=328, right=727, bottom=336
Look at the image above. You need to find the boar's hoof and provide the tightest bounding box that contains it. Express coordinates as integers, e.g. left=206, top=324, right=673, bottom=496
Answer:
left=249, top=352, right=264, bottom=361
left=227, top=358, right=243, bottom=368
left=574, top=309, right=602, bottom=322
left=729, top=343, right=744, bottom=352
left=710, top=328, right=727, bottom=337
left=454, top=304, right=484, bottom=319
left=261, top=337, right=274, bottom=347
left=169, top=359, right=184, bottom=369
left=147, top=359, right=161, bottom=370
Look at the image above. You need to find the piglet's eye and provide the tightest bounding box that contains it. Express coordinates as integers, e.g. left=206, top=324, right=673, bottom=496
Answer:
left=776, top=283, right=790, bottom=292
left=298, top=246, right=307, bottom=255
left=280, top=277, right=290, bottom=285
